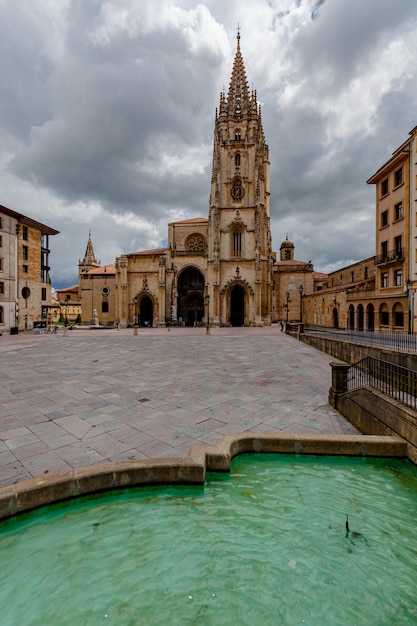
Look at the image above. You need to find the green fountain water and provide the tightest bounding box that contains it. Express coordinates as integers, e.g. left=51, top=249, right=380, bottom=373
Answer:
left=1, top=454, right=417, bottom=625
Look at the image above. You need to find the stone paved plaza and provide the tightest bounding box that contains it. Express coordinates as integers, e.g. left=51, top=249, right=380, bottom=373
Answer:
left=0, top=326, right=358, bottom=488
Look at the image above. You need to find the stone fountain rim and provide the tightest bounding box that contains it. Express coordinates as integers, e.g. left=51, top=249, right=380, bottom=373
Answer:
left=0, top=432, right=408, bottom=521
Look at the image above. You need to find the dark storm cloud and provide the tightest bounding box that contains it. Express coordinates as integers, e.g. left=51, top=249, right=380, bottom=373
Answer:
left=1, top=0, right=416, bottom=287
left=9, top=8, right=221, bottom=214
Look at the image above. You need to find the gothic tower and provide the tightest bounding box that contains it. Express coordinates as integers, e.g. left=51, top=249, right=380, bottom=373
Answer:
left=207, top=32, right=273, bottom=326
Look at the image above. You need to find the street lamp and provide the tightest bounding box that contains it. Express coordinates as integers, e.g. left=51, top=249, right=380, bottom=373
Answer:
left=298, top=284, right=303, bottom=323
left=205, top=294, right=210, bottom=335
left=285, top=291, right=290, bottom=332
left=134, top=297, right=138, bottom=326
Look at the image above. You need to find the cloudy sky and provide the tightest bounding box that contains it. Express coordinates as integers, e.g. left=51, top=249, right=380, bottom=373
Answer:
left=1, top=0, right=417, bottom=288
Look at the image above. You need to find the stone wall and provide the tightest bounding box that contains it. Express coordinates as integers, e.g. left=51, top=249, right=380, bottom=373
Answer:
left=330, top=386, right=417, bottom=464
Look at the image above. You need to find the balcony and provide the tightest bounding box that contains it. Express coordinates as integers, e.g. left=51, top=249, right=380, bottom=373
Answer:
left=374, top=248, right=404, bottom=266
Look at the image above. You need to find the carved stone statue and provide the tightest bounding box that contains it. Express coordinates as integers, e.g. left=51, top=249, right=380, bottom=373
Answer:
left=91, top=308, right=99, bottom=326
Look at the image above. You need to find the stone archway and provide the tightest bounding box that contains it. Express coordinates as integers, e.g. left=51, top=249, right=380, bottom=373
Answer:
left=230, top=284, right=245, bottom=326
left=177, top=267, right=205, bottom=326
left=332, top=307, right=339, bottom=329
left=140, top=295, right=153, bottom=327
left=367, top=304, right=375, bottom=331
left=348, top=304, right=355, bottom=330
left=357, top=304, right=364, bottom=331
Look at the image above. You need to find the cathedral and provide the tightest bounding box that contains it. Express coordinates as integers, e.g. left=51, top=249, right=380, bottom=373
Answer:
left=78, top=35, right=317, bottom=327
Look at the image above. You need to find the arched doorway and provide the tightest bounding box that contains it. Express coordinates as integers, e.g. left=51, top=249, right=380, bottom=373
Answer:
left=332, top=307, right=338, bottom=329
left=177, top=268, right=205, bottom=326
left=348, top=305, right=355, bottom=330
left=357, top=304, right=364, bottom=331
left=140, top=296, right=153, bottom=327
left=366, top=304, right=375, bottom=331
left=230, top=285, right=245, bottom=326
left=379, top=303, right=389, bottom=328
left=393, top=302, right=404, bottom=328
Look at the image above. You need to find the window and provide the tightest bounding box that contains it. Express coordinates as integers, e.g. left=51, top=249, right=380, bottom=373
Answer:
left=381, top=210, right=388, bottom=227
left=381, top=241, right=388, bottom=259
left=22, top=286, right=31, bottom=299
left=23, top=265, right=28, bottom=273
left=351, top=271, right=354, bottom=282
left=41, top=287, right=47, bottom=301
left=380, top=310, right=389, bottom=325
left=102, top=301, right=109, bottom=313
left=235, top=153, right=241, bottom=167
left=394, top=235, right=402, bottom=257
left=0, top=282, right=4, bottom=294
left=394, top=269, right=402, bottom=286
left=364, top=266, right=368, bottom=279
left=394, top=202, right=403, bottom=220
left=394, top=310, right=404, bottom=327
left=0, top=306, right=3, bottom=324
left=395, top=167, right=403, bottom=187
left=22, top=245, right=28, bottom=260
left=22, top=226, right=28, bottom=240
left=0, top=217, right=2, bottom=229
left=234, top=131, right=241, bottom=141
left=232, top=227, right=242, bottom=256
left=381, top=179, right=389, bottom=196
left=381, top=272, right=388, bottom=288
left=0, top=258, right=2, bottom=271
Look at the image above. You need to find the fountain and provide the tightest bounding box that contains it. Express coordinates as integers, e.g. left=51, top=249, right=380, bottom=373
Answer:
left=0, top=440, right=416, bottom=624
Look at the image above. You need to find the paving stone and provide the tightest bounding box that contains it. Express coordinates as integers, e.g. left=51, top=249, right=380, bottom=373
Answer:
left=0, top=327, right=359, bottom=484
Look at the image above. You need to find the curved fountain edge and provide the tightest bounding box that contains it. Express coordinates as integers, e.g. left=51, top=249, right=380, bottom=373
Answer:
left=0, top=432, right=408, bottom=521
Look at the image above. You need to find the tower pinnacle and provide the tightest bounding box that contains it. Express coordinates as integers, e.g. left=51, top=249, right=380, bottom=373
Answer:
left=78, top=231, right=101, bottom=274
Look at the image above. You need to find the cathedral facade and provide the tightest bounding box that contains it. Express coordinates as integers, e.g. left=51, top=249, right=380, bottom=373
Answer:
left=79, top=35, right=276, bottom=328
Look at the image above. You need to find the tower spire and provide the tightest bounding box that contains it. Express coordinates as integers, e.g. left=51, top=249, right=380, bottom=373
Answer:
left=227, top=28, right=249, bottom=117
left=78, top=231, right=101, bottom=274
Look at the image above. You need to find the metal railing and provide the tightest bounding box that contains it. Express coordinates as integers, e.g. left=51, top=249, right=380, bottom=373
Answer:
left=304, top=327, right=417, bottom=352
left=374, top=248, right=404, bottom=265
left=348, top=356, right=417, bottom=411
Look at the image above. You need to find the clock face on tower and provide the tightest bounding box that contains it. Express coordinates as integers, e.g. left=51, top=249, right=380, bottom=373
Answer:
left=231, top=178, right=244, bottom=200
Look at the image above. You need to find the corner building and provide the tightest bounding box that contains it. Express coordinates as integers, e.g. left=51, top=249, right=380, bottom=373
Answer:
left=81, top=35, right=278, bottom=328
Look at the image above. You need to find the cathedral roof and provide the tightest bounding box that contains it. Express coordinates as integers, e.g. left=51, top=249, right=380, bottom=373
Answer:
left=87, top=263, right=115, bottom=275
left=275, top=259, right=310, bottom=266
left=129, top=248, right=168, bottom=256
left=170, top=217, right=208, bottom=225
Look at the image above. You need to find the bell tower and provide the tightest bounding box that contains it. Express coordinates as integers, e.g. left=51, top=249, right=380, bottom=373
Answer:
left=207, top=32, right=273, bottom=326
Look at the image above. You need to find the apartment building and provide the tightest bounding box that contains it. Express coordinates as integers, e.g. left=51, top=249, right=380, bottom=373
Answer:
left=0, top=204, right=59, bottom=333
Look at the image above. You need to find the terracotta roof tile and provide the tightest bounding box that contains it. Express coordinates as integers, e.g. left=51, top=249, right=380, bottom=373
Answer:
left=170, top=217, right=208, bottom=225
left=88, top=263, right=115, bottom=275
left=275, top=259, right=310, bottom=266
left=129, top=248, right=168, bottom=256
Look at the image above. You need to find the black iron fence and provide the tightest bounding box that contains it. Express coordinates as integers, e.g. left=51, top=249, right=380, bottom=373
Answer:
left=348, top=356, right=417, bottom=411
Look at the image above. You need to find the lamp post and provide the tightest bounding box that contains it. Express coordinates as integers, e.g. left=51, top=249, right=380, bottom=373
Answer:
left=133, top=297, right=138, bottom=326
left=298, top=284, right=303, bottom=323
left=285, top=291, right=290, bottom=332
left=205, top=294, right=210, bottom=335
